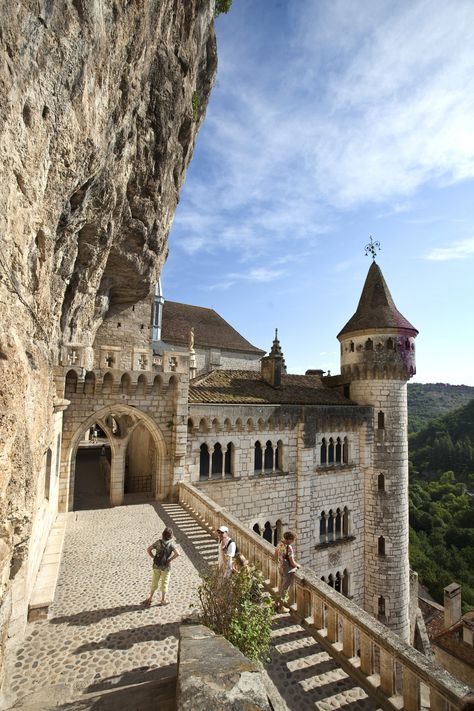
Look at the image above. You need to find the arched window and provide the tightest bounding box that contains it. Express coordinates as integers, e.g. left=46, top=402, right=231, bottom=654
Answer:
left=212, top=443, right=223, bottom=478
left=342, top=569, right=349, bottom=597
left=136, top=374, right=147, bottom=395
left=199, top=444, right=209, bottom=480
left=102, top=371, right=114, bottom=393
left=319, top=511, right=327, bottom=543
left=65, top=370, right=78, bottom=395
left=224, top=442, right=233, bottom=477
left=378, top=596, right=386, bottom=618
left=387, top=337, right=394, bottom=350
left=276, top=440, right=283, bottom=471
left=274, top=519, right=282, bottom=546
left=44, top=448, right=52, bottom=500
left=335, top=508, right=342, bottom=539
left=328, top=510, right=334, bottom=541
left=264, top=440, right=273, bottom=471
left=84, top=371, right=95, bottom=394
left=328, top=437, right=335, bottom=464
left=343, top=437, right=349, bottom=464
left=365, top=338, right=373, bottom=351
left=120, top=373, right=131, bottom=394
left=405, top=338, right=410, bottom=350
left=263, top=522, right=273, bottom=543
left=152, top=375, right=162, bottom=393
left=335, top=571, right=341, bottom=592
left=335, top=437, right=342, bottom=463
left=320, top=438, right=327, bottom=465
left=343, top=507, right=349, bottom=537
left=253, top=523, right=261, bottom=536
left=254, top=441, right=262, bottom=472
left=378, top=473, right=385, bottom=492
left=378, top=411, right=385, bottom=429
left=328, top=574, right=334, bottom=588
left=378, top=536, right=385, bottom=556
left=350, top=341, right=355, bottom=352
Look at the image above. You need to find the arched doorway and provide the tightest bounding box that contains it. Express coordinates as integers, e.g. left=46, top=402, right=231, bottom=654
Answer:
left=124, top=421, right=156, bottom=497
left=73, top=424, right=112, bottom=510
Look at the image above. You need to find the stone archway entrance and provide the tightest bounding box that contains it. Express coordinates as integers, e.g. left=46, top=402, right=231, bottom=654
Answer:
left=73, top=424, right=112, bottom=510
left=62, top=405, right=167, bottom=511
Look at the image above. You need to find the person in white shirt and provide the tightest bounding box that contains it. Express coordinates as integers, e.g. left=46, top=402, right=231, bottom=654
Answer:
left=217, top=525, right=236, bottom=576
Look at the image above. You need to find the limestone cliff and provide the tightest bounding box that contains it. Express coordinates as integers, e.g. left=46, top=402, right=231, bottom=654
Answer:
left=0, top=0, right=216, bottom=668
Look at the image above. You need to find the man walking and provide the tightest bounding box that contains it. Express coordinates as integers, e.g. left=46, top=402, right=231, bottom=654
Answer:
left=217, top=525, right=236, bottom=577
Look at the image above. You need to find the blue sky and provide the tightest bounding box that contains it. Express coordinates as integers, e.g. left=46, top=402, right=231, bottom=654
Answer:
left=163, top=0, right=474, bottom=385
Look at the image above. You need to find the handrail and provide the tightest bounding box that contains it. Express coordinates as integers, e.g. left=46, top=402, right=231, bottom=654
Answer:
left=178, top=481, right=472, bottom=711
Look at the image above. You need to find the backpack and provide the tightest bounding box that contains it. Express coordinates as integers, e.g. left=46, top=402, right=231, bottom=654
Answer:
left=153, top=540, right=172, bottom=570
left=223, top=538, right=239, bottom=556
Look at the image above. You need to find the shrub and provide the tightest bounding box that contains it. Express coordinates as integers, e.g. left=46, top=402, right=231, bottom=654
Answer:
left=197, top=565, right=274, bottom=661
left=215, top=0, right=233, bottom=18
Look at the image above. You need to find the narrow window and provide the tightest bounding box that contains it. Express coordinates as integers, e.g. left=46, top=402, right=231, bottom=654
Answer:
left=211, top=443, right=223, bottom=478
left=378, top=473, right=385, bottom=492
left=328, top=510, right=334, bottom=541
left=343, top=507, right=349, bottom=537
left=274, top=519, right=282, bottom=546
left=343, top=384, right=350, bottom=399
left=276, top=440, right=283, bottom=471
left=378, top=596, right=386, bottom=618
left=335, top=437, right=342, bottom=463
left=350, top=341, right=355, bottom=352
left=253, top=523, right=261, bottom=536
left=387, top=337, right=394, bottom=350
left=263, top=522, right=273, bottom=543
left=377, top=411, right=385, bottom=429
left=44, top=448, right=52, bottom=500
left=254, top=441, right=262, bottom=472
left=378, top=536, right=386, bottom=556
left=264, top=440, right=273, bottom=471
left=342, top=569, right=349, bottom=597
left=320, top=438, right=327, bottom=465
left=328, top=437, right=334, bottom=464
left=224, top=442, right=233, bottom=477
left=335, top=508, right=342, bottom=539
left=405, top=338, right=410, bottom=350
left=319, top=511, right=327, bottom=543
left=365, top=338, right=373, bottom=351
left=199, top=444, right=209, bottom=480
left=335, top=571, right=341, bottom=592
left=343, top=437, right=349, bottom=464
left=328, top=574, right=334, bottom=588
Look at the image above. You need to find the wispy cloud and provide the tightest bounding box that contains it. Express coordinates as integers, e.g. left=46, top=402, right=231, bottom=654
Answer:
left=423, top=237, right=474, bottom=261
left=203, top=266, right=286, bottom=291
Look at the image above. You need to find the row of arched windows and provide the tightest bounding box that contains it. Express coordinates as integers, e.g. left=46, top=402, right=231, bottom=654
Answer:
left=65, top=370, right=176, bottom=397
left=320, top=437, right=349, bottom=465
left=253, top=520, right=283, bottom=547
left=319, top=508, right=350, bottom=543
left=254, top=440, right=282, bottom=473
left=321, top=569, right=350, bottom=597
left=199, top=443, right=234, bottom=479
left=349, top=337, right=414, bottom=352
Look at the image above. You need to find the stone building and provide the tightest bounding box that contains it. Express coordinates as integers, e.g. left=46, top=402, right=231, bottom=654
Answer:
left=41, top=259, right=418, bottom=641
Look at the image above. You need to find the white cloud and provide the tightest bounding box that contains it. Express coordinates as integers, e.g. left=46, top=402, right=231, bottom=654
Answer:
left=423, top=237, right=474, bottom=261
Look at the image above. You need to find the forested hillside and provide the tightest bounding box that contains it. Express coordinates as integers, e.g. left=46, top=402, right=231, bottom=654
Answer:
left=408, top=398, right=474, bottom=610
left=408, top=382, right=474, bottom=433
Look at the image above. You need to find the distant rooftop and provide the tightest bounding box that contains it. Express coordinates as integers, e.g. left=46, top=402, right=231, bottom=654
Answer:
left=162, top=301, right=265, bottom=355
left=189, top=369, right=354, bottom=405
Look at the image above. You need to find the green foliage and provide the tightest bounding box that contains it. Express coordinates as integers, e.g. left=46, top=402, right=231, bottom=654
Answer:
left=192, top=92, right=200, bottom=122
left=215, top=0, right=233, bottom=18
left=408, top=383, right=474, bottom=433
left=197, top=565, right=274, bottom=661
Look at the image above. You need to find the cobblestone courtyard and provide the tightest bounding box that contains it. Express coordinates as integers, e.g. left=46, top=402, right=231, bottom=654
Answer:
left=3, top=503, right=377, bottom=711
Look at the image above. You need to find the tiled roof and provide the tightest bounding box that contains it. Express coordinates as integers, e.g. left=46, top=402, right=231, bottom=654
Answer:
left=338, top=262, right=418, bottom=338
left=162, top=301, right=265, bottom=354
left=432, top=624, right=474, bottom=667
left=189, top=369, right=353, bottom=405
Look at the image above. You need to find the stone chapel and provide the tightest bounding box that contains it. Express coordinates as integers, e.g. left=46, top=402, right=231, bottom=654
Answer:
left=42, top=260, right=417, bottom=640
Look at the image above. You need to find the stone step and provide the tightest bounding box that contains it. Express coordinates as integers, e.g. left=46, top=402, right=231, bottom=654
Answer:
left=28, top=514, right=67, bottom=620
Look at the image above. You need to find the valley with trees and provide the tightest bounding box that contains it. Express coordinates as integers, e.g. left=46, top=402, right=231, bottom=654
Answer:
left=408, top=386, right=474, bottom=611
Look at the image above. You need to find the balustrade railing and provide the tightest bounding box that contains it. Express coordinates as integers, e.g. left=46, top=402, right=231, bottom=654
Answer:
left=178, top=481, right=472, bottom=711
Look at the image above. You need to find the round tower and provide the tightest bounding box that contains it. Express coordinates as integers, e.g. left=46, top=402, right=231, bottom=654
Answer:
left=337, top=261, right=418, bottom=641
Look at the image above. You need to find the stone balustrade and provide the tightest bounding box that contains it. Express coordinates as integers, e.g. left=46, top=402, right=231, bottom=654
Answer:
left=178, top=481, right=472, bottom=711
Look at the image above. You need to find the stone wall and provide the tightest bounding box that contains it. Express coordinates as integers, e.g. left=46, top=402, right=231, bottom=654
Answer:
left=0, top=0, right=217, bottom=677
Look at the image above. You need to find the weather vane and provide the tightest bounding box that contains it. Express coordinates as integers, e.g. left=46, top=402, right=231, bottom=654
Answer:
left=365, top=235, right=381, bottom=261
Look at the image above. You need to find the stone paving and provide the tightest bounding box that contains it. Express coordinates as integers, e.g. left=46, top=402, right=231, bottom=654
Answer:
left=3, top=502, right=378, bottom=711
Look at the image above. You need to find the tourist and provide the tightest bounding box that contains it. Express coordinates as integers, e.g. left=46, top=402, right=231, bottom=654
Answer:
left=142, top=526, right=180, bottom=607
left=217, top=525, right=236, bottom=576
left=274, top=531, right=300, bottom=611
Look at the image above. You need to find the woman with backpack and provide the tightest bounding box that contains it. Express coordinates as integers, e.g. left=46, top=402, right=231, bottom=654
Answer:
left=274, top=531, right=300, bottom=611
left=142, top=526, right=180, bottom=607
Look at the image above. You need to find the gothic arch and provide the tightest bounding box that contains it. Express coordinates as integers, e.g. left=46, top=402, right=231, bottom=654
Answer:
left=61, top=403, right=168, bottom=513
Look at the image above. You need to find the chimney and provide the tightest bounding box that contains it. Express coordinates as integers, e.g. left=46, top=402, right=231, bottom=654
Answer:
left=444, top=583, right=462, bottom=628
left=261, top=329, right=284, bottom=388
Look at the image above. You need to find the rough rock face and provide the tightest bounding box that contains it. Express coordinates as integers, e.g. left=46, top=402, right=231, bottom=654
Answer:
left=0, top=0, right=216, bottom=676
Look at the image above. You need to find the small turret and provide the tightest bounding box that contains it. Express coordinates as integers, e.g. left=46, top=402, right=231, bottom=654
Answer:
left=261, top=329, right=285, bottom=388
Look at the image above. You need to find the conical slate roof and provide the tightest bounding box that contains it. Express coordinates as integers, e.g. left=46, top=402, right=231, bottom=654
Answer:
left=337, top=262, right=418, bottom=339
